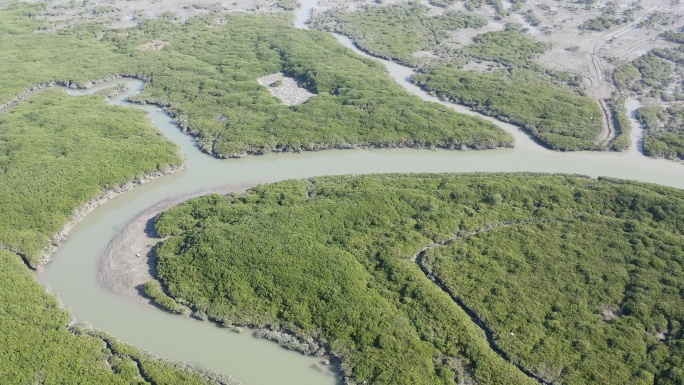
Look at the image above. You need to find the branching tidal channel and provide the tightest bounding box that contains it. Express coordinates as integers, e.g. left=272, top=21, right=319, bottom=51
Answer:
left=31, top=1, right=684, bottom=384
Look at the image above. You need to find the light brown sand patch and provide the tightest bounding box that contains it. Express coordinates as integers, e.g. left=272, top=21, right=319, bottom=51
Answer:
left=257, top=72, right=317, bottom=106
left=138, top=40, right=168, bottom=51
left=98, top=183, right=257, bottom=299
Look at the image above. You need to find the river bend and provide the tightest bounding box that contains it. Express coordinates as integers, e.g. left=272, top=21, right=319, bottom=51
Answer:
left=37, top=2, right=684, bottom=385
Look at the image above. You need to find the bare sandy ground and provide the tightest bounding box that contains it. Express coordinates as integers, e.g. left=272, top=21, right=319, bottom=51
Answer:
left=257, top=72, right=317, bottom=105
left=311, top=0, right=684, bottom=146
left=98, top=182, right=258, bottom=298
left=37, top=0, right=292, bottom=28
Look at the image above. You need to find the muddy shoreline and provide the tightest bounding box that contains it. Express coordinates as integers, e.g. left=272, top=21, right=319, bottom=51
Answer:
left=30, top=163, right=185, bottom=269
left=0, top=75, right=184, bottom=270
left=132, top=95, right=514, bottom=159
left=3, top=75, right=340, bottom=384
left=98, top=181, right=349, bottom=383
left=98, top=183, right=254, bottom=297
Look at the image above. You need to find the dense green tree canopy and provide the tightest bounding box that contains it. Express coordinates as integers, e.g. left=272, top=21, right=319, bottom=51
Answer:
left=0, top=3, right=511, bottom=158
left=152, top=173, right=684, bottom=385
left=413, top=68, right=604, bottom=150
left=0, top=89, right=222, bottom=384
left=0, top=90, right=181, bottom=266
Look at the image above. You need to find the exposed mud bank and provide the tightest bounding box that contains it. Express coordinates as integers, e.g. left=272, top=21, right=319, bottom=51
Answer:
left=0, top=75, right=184, bottom=269
left=187, top=311, right=348, bottom=383
left=99, top=183, right=254, bottom=297
left=99, top=182, right=349, bottom=383
left=31, top=163, right=185, bottom=269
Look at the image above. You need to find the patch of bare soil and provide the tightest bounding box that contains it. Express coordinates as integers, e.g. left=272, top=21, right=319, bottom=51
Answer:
left=655, top=329, right=672, bottom=342
left=257, top=72, right=317, bottom=106
left=412, top=50, right=438, bottom=60
left=38, top=0, right=292, bottom=29
left=442, top=20, right=506, bottom=49
left=138, top=40, right=168, bottom=51
left=317, top=0, right=684, bottom=147
left=461, top=59, right=505, bottom=74
left=601, top=305, right=620, bottom=323
left=98, top=182, right=257, bottom=299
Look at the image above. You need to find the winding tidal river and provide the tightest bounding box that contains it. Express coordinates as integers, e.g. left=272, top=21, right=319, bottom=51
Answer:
left=36, top=2, right=684, bottom=385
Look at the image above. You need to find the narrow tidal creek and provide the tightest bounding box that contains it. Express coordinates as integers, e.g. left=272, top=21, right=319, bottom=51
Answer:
left=37, top=2, right=684, bottom=384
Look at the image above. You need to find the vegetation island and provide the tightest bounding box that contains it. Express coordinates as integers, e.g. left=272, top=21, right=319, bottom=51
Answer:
left=1, top=0, right=683, bottom=384
left=149, top=173, right=684, bottom=384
